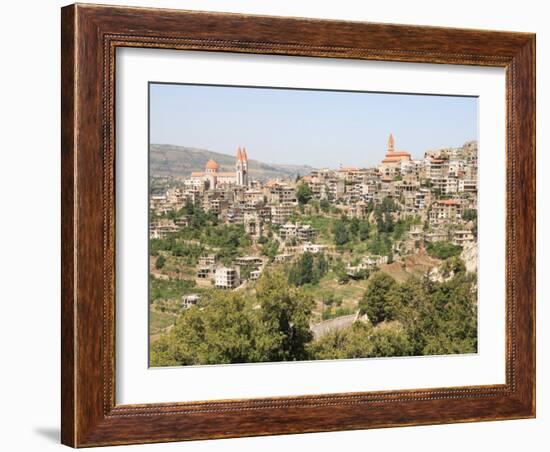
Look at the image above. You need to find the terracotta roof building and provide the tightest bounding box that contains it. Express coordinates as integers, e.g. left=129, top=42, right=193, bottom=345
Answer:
left=189, top=147, right=250, bottom=190
left=380, top=133, right=412, bottom=167
left=205, top=159, right=220, bottom=171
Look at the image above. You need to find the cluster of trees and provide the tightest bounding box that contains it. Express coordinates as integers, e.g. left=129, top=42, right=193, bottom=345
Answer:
left=462, top=209, right=477, bottom=222
left=313, top=267, right=477, bottom=359
left=203, top=224, right=252, bottom=263
left=320, top=199, right=331, bottom=213
left=158, top=199, right=219, bottom=228
left=151, top=202, right=253, bottom=265
left=287, top=252, right=329, bottom=286
left=426, top=241, right=463, bottom=260
left=327, top=198, right=421, bottom=263
left=357, top=269, right=477, bottom=356
left=366, top=234, right=393, bottom=258
left=373, top=197, right=399, bottom=234
left=151, top=262, right=478, bottom=366
left=151, top=270, right=314, bottom=366
left=329, top=258, right=349, bottom=284
left=462, top=208, right=478, bottom=239
left=332, top=217, right=371, bottom=247
left=310, top=321, right=413, bottom=360
left=151, top=238, right=205, bottom=265
left=259, top=236, right=280, bottom=262
left=392, top=216, right=422, bottom=241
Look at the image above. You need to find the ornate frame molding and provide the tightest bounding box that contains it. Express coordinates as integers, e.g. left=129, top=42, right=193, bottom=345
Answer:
left=62, top=4, right=535, bottom=447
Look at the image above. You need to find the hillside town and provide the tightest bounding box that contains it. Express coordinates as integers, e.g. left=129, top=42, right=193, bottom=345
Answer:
left=150, top=134, right=477, bottom=294
left=149, top=133, right=479, bottom=365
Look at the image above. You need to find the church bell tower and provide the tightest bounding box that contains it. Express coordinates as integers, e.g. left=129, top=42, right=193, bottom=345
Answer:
left=236, top=146, right=249, bottom=187
left=388, top=133, right=395, bottom=152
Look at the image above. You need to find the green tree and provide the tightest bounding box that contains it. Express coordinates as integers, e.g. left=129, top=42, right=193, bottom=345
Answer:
left=320, top=199, right=330, bottom=213
left=390, top=273, right=478, bottom=355
left=332, top=259, right=350, bottom=284
left=359, top=273, right=397, bottom=324
left=150, top=291, right=256, bottom=366
left=358, top=221, right=370, bottom=241
left=333, top=220, right=350, bottom=246
left=255, top=270, right=315, bottom=362
left=308, top=321, right=412, bottom=360
left=260, top=239, right=279, bottom=262
left=349, top=218, right=360, bottom=237
left=426, top=241, right=463, bottom=259
left=462, top=209, right=477, bottom=222
left=313, top=253, right=329, bottom=282
left=288, top=252, right=329, bottom=286
left=367, top=324, right=413, bottom=357
left=440, top=256, right=466, bottom=278
left=368, top=233, right=391, bottom=256
left=288, top=252, right=314, bottom=286
left=296, top=184, right=313, bottom=205
left=155, top=255, right=166, bottom=270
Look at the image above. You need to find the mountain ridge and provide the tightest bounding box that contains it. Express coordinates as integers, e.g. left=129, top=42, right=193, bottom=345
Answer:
left=150, top=144, right=315, bottom=182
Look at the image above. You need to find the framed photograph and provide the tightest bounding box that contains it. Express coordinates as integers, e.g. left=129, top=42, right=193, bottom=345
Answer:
left=61, top=4, right=536, bottom=447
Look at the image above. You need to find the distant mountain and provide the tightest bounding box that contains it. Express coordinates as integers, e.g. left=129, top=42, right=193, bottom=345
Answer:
left=150, top=144, right=315, bottom=182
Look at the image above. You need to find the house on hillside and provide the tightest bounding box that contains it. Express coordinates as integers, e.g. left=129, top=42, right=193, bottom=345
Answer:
left=214, top=267, right=240, bottom=289
left=182, top=294, right=200, bottom=309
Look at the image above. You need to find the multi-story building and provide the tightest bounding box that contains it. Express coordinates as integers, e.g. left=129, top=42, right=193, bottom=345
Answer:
left=234, top=256, right=264, bottom=267
left=266, top=181, right=297, bottom=205
left=243, top=210, right=263, bottom=237
left=214, top=267, right=240, bottom=289
left=326, top=177, right=345, bottom=200
left=149, top=218, right=179, bottom=239
left=430, top=199, right=460, bottom=223
left=271, top=205, right=294, bottom=225
left=452, top=229, right=475, bottom=246
left=279, top=222, right=316, bottom=242
left=346, top=255, right=388, bottom=277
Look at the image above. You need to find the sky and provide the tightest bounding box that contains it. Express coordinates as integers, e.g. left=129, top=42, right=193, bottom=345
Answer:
left=149, top=83, right=478, bottom=168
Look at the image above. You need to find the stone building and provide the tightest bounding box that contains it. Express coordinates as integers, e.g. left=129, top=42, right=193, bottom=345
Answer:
left=189, top=147, right=250, bottom=190
left=379, top=133, right=412, bottom=176
left=214, top=267, right=240, bottom=289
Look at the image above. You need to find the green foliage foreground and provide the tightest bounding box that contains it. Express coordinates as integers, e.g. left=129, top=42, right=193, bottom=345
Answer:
left=151, top=265, right=478, bottom=366
left=151, top=270, right=314, bottom=366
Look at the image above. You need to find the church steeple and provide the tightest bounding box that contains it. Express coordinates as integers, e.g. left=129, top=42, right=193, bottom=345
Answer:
left=236, top=146, right=248, bottom=187
left=388, top=133, right=395, bottom=152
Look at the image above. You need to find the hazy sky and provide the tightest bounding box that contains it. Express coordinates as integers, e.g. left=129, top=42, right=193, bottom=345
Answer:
left=149, top=83, right=477, bottom=168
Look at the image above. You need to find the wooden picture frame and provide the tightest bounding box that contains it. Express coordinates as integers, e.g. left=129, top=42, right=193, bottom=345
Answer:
left=61, top=3, right=535, bottom=447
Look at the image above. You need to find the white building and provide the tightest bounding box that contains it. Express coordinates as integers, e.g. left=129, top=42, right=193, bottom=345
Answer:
left=301, top=242, right=326, bottom=254
left=181, top=294, right=200, bottom=309
left=214, top=267, right=240, bottom=289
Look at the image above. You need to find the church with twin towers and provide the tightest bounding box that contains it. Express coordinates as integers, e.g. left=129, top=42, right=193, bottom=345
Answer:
left=235, top=146, right=249, bottom=187
left=189, top=146, right=249, bottom=190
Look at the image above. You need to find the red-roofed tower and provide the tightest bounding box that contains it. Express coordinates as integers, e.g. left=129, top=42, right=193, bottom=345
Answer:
left=388, top=133, right=395, bottom=152
left=236, top=146, right=249, bottom=187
